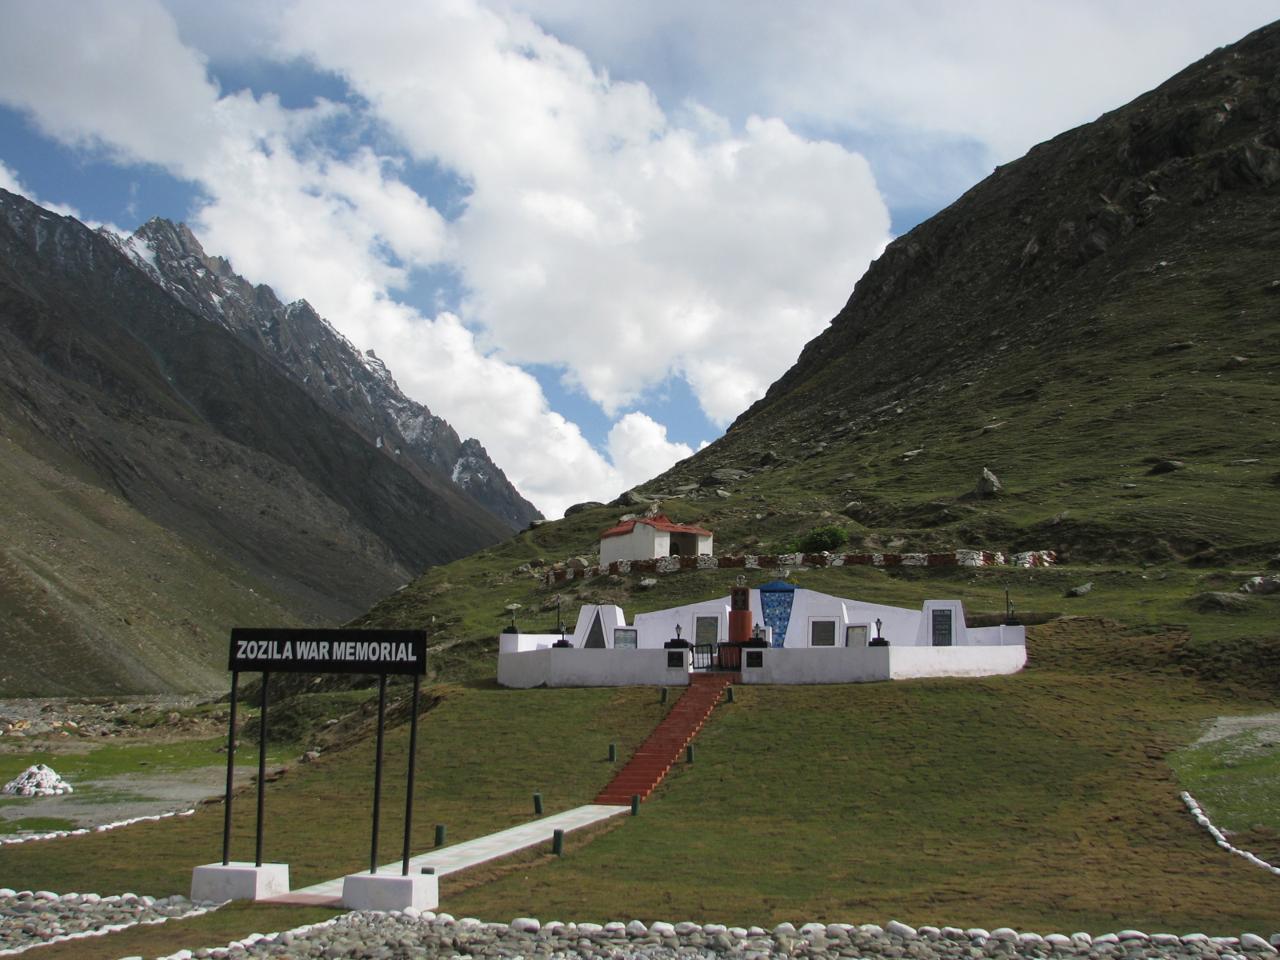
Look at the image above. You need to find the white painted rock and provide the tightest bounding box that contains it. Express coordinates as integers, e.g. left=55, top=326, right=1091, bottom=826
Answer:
left=773, top=922, right=797, bottom=937
left=1045, top=933, right=1073, bottom=947
left=799, top=922, right=826, bottom=938
left=887, top=920, right=918, bottom=939
left=1071, top=932, right=1094, bottom=946
left=649, top=922, right=675, bottom=937
left=511, top=917, right=540, bottom=934
left=626, top=920, right=648, bottom=937
left=1241, top=933, right=1277, bottom=953
left=967, top=928, right=991, bottom=941
left=2, top=764, right=73, bottom=797
left=990, top=927, right=1018, bottom=942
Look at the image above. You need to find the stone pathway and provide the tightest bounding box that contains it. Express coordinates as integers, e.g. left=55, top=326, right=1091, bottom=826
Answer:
left=287, top=803, right=628, bottom=901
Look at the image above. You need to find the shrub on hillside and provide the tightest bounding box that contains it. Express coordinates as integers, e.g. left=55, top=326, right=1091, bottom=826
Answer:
left=797, top=525, right=848, bottom=553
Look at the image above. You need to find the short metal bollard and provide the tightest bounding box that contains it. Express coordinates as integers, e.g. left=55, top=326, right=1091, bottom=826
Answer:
left=533, top=792, right=543, bottom=815
left=686, top=744, right=695, bottom=763
left=630, top=795, right=640, bottom=816
left=552, top=828, right=564, bottom=856
left=434, top=824, right=446, bottom=847
left=726, top=686, right=735, bottom=703
left=608, top=742, right=617, bottom=762
left=660, top=687, right=668, bottom=704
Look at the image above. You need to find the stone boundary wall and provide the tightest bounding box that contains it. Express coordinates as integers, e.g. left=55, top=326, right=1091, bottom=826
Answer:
left=543, top=549, right=1057, bottom=586
left=1181, top=791, right=1280, bottom=877
left=0, top=808, right=196, bottom=847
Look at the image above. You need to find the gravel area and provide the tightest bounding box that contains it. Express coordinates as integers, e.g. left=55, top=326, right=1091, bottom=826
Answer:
left=154, top=912, right=1280, bottom=960
left=0, top=888, right=213, bottom=954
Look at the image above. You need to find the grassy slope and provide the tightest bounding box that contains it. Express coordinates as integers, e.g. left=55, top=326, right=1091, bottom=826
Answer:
left=0, top=419, right=305, bottom=695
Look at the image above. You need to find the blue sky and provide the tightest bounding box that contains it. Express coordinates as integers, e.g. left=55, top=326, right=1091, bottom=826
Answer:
left=1, top=1, right=1274, bottom=517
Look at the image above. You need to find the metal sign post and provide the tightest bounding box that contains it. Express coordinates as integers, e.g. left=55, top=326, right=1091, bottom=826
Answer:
left=220, top=670, right=239, bottom=866
left=370, top=673, right=388, bottom=874
left=402, top=672, right=421, bottom=876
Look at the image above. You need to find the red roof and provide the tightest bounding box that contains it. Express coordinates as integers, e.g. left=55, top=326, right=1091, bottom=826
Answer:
left=600, top=514, right=714, bottom=540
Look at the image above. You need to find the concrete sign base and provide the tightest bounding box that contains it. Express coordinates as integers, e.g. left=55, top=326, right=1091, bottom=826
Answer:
left=341, top=872, right=439, bottom=911
left=191, top=862, right=290, bottom=902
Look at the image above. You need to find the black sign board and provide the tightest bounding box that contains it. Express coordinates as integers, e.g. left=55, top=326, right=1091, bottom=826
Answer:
left=229, top=628, right=427, bottom=675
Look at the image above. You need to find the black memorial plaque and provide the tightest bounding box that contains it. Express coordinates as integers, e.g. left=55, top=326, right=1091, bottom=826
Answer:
left=229, top=628, right=427, bottom=675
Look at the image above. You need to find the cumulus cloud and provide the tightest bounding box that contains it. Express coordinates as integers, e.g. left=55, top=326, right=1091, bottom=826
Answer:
left=277, top=0, right=889, bottom=423
left=518, top=0, right=1278, bottom=208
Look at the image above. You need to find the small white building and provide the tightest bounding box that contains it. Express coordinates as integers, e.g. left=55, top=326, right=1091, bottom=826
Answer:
left=599, top=515, right=713, bottom=566
left=497, top=582, right=1026, bottom=688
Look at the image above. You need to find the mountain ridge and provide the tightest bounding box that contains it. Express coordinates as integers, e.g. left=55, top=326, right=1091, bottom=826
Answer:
left=110, top=216, right=541, bottom=532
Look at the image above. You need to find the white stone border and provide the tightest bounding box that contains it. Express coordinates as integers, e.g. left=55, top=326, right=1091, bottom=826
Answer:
left=154, top=913, right=346, bottom=960
left=0, top=892, right=219, bottom=956
left=147, top=911, right=1280, bottom=959
left=1182, top=791, right=1280, bottom=876
left=0, top=808, right=196, bottom=846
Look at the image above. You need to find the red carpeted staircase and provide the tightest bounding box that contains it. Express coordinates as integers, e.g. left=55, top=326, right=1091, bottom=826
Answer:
left=594, top=672, right=736, bottom=805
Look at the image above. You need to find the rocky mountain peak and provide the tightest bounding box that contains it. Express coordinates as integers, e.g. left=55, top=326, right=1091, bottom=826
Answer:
left=116, top=216, right=541, bottom=531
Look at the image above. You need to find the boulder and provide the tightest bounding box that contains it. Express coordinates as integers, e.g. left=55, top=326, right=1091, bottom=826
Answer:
left=1189, top=591, right=1254, bottom=613
left=1147, top=458, right=1186, bottom=475
left=1240, top=576, right=1280, bottom=595
left=975, top=467, right=1003, bottom=497
left=563, top=501, right=604, bottom=517
left=700, top=467, right=748, bottom=487
left=615, top=489, right=655, bottom=507
left=1066, top=582, right=1093, bottom=597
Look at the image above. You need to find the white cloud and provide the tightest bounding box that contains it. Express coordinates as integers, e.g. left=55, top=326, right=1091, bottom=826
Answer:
left=605, top=413, right=693, bottom=492
left=276, top=0, right=890, bottom=423
left=515, top=0, right=1279, bottom=207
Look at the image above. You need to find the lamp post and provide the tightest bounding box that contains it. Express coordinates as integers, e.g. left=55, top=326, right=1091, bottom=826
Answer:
left=503, top=602, right=521, bottom=634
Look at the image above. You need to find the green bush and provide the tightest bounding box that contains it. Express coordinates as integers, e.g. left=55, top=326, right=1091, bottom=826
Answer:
left=796, top=525, right=848, bottom=553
